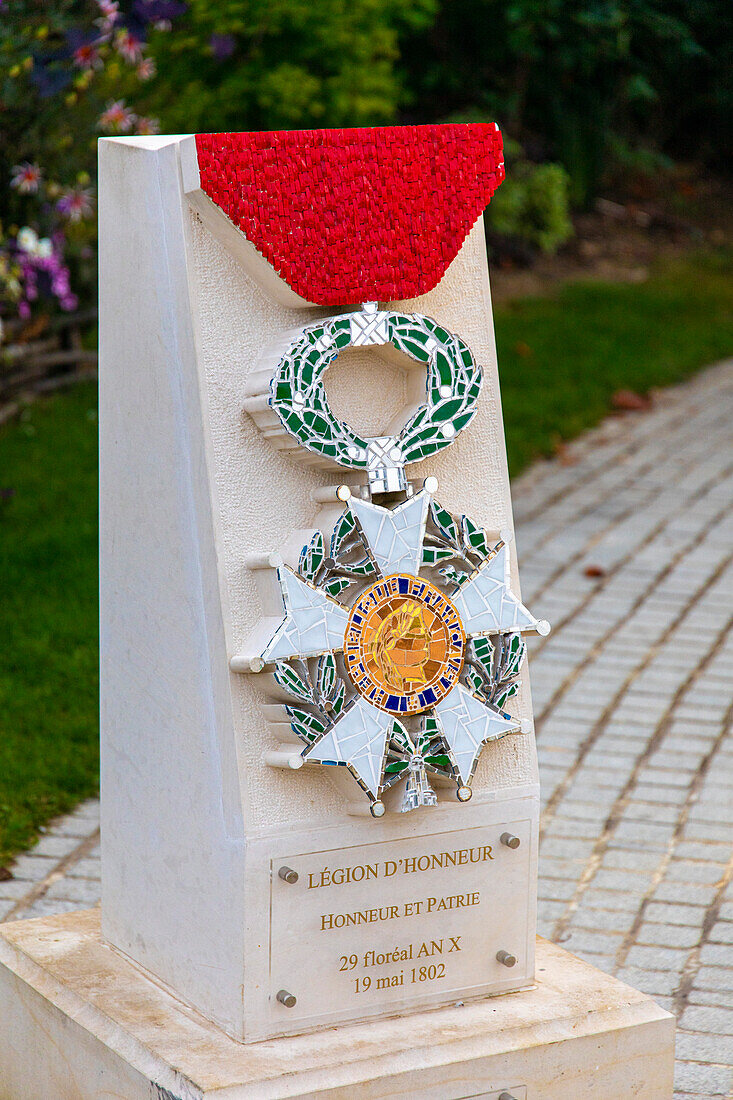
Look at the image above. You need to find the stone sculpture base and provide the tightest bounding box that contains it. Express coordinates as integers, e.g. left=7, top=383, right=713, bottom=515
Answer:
left=0, top=910, right=673, bottom=1100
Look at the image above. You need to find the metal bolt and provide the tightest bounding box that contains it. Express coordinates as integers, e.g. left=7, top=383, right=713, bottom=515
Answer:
left=500, top=832, right=521, bottom=849
left=496, top=950, right=517, bottom=968
left=498, top=1093, right=517, bottom=1100
left=278, top=866, right=298, bottom=884
left=370, top=800, right=386, bottom=818
left=456, top=785, right=473, bottom=802
left=276, top=989, right=297, bottom=1008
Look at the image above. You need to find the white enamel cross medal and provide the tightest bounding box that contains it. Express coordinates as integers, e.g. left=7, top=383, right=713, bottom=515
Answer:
left=236, top=298, right=549, bottom=817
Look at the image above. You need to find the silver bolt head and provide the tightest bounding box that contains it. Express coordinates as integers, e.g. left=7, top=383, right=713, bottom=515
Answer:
left=276, top=989, right=297, bottom=1008
left=496, top=949, right=517, bottom=968
left=498, top=1093, right=517, bottom=1100
left=278, top=866, right=299, bottom=884
left=500, top=832, right=521, bottom=849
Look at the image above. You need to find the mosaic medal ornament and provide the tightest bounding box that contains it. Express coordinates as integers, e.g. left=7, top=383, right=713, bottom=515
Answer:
left=207, top=125, right=550, bottom=816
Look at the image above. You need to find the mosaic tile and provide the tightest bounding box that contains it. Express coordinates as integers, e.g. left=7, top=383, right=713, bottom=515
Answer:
left=452, top=545, right=539, bottom=635
left=349, top=491, right=429, bottom=577
left=261, top=567, right=349, bottom=663
left=304, top=697, right=393, bottom=800
left=434, top=683, right=519, bottom=785
left=195, top=124, right=505, bottom=306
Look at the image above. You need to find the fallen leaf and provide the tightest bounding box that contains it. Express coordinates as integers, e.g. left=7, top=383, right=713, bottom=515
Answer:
left=612, top=389, right=653, bottom=412
left=584, top=564, right=607, bottom=578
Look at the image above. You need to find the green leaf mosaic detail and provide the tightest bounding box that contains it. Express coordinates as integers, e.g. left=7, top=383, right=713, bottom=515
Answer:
left=464, top=632, right=526, bottom=714
left=423, top=499, right=499, bottom=578
left=273, top=661, right=314, bottom=703
left=462, top=515, right=491, bottom=558
left=271, top=317, right=370, bottom=468
left=330, top=680, right=347, bottom=718
left=383, top=714, right=455, bottom=785
left=422, top=544, right=458, bottom=567
left=388, top=314, right=482, bottom=465
left=329, top=509, right=357, bottom=558
left=438, top=565, right=471, bottom=588
left=286, top=705, right=327, bottom=746
left=316, top=652, right=337, bottom=700
left=323, top=575, right=351, bottom=598
left=298, top=530, right=325, bottom=582
left=269, top=310, right=483, bottom=472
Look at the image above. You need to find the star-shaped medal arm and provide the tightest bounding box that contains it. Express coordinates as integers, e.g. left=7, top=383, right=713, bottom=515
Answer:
left=452, top=543, right=550, bottom=637
left=433, top=684, right=519, bottom=788
left=260, top=566, right=349, bottom=664
left=303, top=696, right=396, bottom=805
left=348, top=490, right=430, bottom=577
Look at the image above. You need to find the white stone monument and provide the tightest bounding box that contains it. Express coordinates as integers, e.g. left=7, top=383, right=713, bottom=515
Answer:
left=0, top=125, right=674, bottom=1098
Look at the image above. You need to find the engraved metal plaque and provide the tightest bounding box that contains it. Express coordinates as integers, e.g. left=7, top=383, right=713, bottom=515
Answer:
left=269, top=820, right=531, bottom=1030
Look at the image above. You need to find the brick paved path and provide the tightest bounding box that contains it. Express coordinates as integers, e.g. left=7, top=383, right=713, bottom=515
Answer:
left=2, top=359, right=732, bottom=1098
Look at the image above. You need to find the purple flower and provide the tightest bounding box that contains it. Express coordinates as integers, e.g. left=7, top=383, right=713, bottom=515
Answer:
left=57, top=187, right=95, bottom=223
left=98, top=99, right=136, bottom=133
left=73, top=41, right=103, bottom=69
left=210, top=33, right=235, bottom=60
left=115, top=28, right=145, bottom=64
left=135, top=116, right=160, bottom=135
left=133, top=0, right=186, bottom=23
left=10, top=163, right=43, bottom=194
left=137, top=57, right=156, bottom=80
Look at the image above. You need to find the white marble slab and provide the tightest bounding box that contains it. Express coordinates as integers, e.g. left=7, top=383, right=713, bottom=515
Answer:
left=0, top=910, right=675, bottom=1099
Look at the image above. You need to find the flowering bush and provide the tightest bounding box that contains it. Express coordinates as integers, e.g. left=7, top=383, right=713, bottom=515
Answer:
left=0, top=1, right=183, bottom=337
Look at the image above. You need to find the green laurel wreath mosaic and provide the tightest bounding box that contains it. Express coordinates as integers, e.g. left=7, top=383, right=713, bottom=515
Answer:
left=269, top=311, right=483, bottom=468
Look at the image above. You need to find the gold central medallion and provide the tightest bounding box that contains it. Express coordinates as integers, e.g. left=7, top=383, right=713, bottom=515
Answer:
left=344, top=575, right=465, bottom=714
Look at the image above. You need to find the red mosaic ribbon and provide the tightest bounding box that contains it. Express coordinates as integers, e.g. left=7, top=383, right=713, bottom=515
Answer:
left=195, top=123, right=504, bottom=306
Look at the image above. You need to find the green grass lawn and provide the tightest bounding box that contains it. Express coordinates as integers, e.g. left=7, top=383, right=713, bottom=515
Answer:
left=497, top=250, right=733, bottom=475
left=0, top=250, right=731, bottom=867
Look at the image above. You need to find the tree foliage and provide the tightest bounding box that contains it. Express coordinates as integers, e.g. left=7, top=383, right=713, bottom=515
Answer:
left=399, top=0, right=730, bottom=205
left=142, top=0, right=436, bottom=133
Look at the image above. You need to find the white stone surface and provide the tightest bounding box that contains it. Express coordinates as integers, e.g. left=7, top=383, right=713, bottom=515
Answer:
left=0, top=909, right=674, bottom=1100
left=98, top=135, right=539, bottom=1041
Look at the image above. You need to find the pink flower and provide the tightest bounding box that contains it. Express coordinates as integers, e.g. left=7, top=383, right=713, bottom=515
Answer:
left=57, top=187, right=95, bottom=223
left=137, top=57, right=156, bottom=80
left=10, top=162, right=43, bottom=194
left=115, top=28, right=145, bottom=64
left=98, top=99, right=136, bottom=133
left=73, top=42, right=103, bottom=69
left=97, top=0, right=119, bottom=16
left=135, top=116, right=160, bottom=135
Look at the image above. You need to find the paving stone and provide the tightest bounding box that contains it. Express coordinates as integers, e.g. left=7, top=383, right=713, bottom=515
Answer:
left=673, top=1061, right=733, bottom=1095
left=699, top=942, right=733, bottom=967
left=7, top=855, right=58, bottom=883
left=562, top=929, right=624, bottom=955
left=636, top=923, right=701, bottom=949
left=708, top=922, right=733, bottom=945
left=0, top=879, right=36, bottom=902
left=616, top=968, right=681, bottom=997
left=66, top=857, right=101, bottom=880
left=653, top=882, right=719, bottom=906
left=675, top=1031, right=733, bottom=1065
left=44, top=876, right=101, bottom=905
left=693, top=966, right=733, bottom=992
left=679, top=1005, right=733, bottom=1035
left=625, top=945, right=690, bottom=972
left=687, top=989, right=733, bottom=1008
left=29, top=835, right=81, bottom=860
left=21, top=896, right=83, bottom=919
left=665, top=861, right=727, bottom=886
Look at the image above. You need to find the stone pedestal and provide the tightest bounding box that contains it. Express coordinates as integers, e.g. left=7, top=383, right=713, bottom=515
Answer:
left=0, top=910, right=674, bottom=1100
